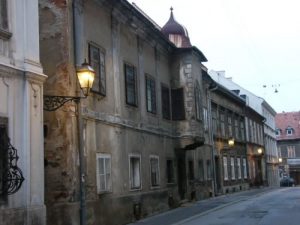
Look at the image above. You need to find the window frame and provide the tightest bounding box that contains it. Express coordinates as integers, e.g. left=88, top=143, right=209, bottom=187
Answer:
left=129, top=154, right=142, bottom=190
left=124, top=63, right=138, bottom=107
left=145, top=74, right=157, bottom=114
left=198, top=159, right=204, bottom=181
left=206, top=160, right=212, bottom=180
left=88, top=43, right=106, bottom=96
left=149, top=155, right=160, bottom=187
left=237, top=157, right=242, bottom=179
left=243, top=158, right=248, bottom=179
left=286, top=127, right=293, bottom=136
left=230, top=157, right=235, bottom=180
left=0, top=0, right=8, bottom=31
left=194, top=82, right=202, bottom=121
left=96, top=153, right=112, bottom=194
left=166, top=159, right=175, bottom=184
left=188, top=160, right=195, bottom=181
left=223, top=156, right=228, bottom=181
left=161, top=84, right=171, bottom=120
left=0, top=117, right=8, bottom=203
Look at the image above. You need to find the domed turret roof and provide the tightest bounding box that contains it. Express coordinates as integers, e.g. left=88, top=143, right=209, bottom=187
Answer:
left=161, top=7, right=192, bottom=47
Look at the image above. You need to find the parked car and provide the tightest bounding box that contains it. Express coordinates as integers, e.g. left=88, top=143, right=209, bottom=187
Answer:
left=280, top=177, right=295, bottom=187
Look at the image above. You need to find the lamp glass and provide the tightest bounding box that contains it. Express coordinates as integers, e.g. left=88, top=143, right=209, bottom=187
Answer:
left=228, top=138, right=234, bottom=147
left=279, top=157, right=282, bottom=163
left=258, top=148, right=263, bottom=154
left=76, top=62, right=95, bottom=96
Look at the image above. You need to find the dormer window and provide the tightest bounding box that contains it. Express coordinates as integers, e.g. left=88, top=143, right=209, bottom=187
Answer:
left=286, top=127, right=293, bottom=135
left=275, top=128, right=281, bottom=136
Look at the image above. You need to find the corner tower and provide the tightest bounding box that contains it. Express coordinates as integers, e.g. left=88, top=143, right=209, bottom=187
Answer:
left=161, top=7, right=192, bottom=48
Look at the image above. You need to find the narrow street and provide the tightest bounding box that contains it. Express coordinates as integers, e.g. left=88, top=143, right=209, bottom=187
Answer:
left=129, top=187, right=300, bottom=225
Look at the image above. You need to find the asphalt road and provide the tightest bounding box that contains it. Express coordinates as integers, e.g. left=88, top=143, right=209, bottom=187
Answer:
left=128, top=187, right=277, bottom=225
left=178, top=187, right=300, bottom=225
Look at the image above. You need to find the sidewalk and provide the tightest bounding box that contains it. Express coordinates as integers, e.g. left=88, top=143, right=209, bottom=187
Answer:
left=127, top=187, right=277, bottom=225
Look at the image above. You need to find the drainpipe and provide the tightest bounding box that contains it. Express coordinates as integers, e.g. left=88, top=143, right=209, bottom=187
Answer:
left=72, top=1, right=87, bottom=225
left=207, top=83, right=218, bottom=196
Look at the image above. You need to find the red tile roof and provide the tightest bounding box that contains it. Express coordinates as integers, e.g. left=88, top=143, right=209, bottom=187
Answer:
left=275, top=111, right=300, bottom=140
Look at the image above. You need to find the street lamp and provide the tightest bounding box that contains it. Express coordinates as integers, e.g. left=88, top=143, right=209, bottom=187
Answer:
left=228, top=137, right=235, bottom=147
left=44, top=60, right=95, bottom=111
left=258, top=148, right=263, bottom=155
left=279, top=157, right=282, bottom=163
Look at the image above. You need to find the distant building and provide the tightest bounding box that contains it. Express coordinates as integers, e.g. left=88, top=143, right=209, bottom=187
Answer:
left=276, top=112, right=300, bottom=184
left=209, top=70, right=279, bottom=187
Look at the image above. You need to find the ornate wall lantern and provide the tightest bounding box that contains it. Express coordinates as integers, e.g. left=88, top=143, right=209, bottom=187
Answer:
left=44, top=60, right=95, bottom=111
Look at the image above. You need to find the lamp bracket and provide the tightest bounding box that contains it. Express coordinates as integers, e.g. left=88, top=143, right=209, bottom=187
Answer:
left=44, top=95, right=81, bottom=111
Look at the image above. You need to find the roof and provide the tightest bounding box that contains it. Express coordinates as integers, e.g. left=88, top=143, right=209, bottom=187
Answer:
left=161, top=7, right=192, bottom=48
left=275, top=111, right=300, bottom=140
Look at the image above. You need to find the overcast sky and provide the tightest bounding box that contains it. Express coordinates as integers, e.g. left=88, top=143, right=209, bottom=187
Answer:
left=132, top=0, right=300, bottom=113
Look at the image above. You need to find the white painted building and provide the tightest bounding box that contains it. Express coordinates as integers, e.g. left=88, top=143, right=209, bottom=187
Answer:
left=209, top=70, right=279, bottom=186
left=0, top=0, right=46, bottom=224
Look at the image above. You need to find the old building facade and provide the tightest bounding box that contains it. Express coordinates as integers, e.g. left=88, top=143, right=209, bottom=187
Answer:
left=0, top=0, right=46, bottom=224
left=205, top=77, right=249, bottom=194
left=209, top=70, right=279, bottom=187
left=276, top=111, right=300, bottom=184
left=40, top=1, right=213, bottom=224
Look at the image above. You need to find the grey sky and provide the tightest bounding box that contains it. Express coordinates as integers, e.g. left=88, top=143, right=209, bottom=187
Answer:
left=133, top=0, right=300, bottom=113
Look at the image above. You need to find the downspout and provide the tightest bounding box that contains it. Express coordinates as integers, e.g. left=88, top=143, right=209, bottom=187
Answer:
left=72, top=1, right=87, bottom=225
left=207, top=83, right=218, bottom=195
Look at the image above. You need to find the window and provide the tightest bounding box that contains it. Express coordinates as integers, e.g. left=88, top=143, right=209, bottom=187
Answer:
left=96, top=153, right=111, bottom=193
left=0, top=0, right=8, bottom=31
left=234, top=118, right=239, bottom=140
left=207, top=160, right=212, bottom=180
left=220, top=111, right=225, bottom=137
left=124, top=63, right=137, bottom=106
left=230, top=157, right=235, bottom=180
left=194, top=82, right=202, bottom=120
left=286, top=127, right=293, bottom=135
left=198, top=160, right=204, bottom=181
left=227, top=114, right=233, bottom=137
left=0, top=119, right=8, bottom=202
left=223, top=156, right=228, bottom=181
left=188, top=160, right=194, bottom=180
left=287, top=146, right=296, bottom=158
left=150, top=156, right=160, bottom=187
left=171, top=88, right=185, bottom=120
left=166, top=159, right=175, bottom=184
left=212, top=105, right=217, bottom=135
left=237, top=158, right=242, bottom=179
left=89, top=44, right=106, bottom=95
left=275, top=128, right=281, bottom=136
left=145, top=75, right=156, bottom=114
left=129, top=155, right=141, bottom=189
left=203, top=108, right=208, bottom=131
left=240, top=119, right=245, bottom=141
left=161, top=84, right=171, bottom=120
left=243, top=158, right=247, bottom=179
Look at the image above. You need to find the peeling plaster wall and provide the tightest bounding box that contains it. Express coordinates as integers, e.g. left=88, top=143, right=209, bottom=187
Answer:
left=41, top=1, right=209, bottom=225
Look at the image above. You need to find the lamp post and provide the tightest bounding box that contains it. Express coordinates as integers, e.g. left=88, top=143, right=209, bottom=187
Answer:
left=44, top=61, right=95, bottom=225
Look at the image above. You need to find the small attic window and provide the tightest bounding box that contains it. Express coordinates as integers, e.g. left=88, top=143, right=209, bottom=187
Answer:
left=275, top=128, right=281, bottom=136
left=286, top=127, right=293, bottom=135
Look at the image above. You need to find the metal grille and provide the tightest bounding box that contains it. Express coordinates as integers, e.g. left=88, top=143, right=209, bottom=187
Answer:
left=0, top=127, right=24, bottom=195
